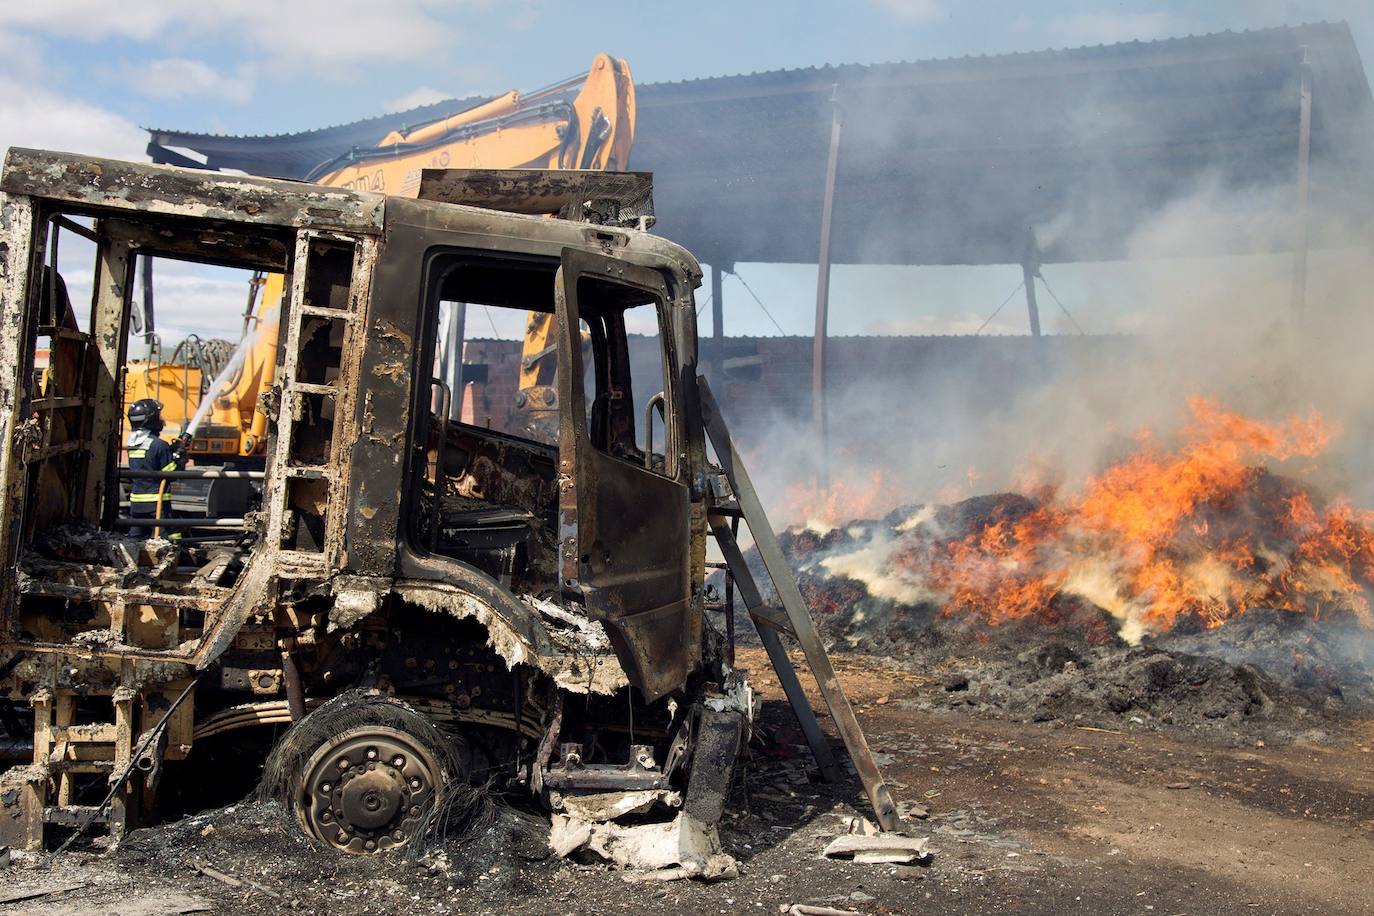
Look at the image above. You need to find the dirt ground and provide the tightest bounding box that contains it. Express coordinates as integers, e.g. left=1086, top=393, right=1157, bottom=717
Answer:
left=4, top=646, right=1372, bottom=916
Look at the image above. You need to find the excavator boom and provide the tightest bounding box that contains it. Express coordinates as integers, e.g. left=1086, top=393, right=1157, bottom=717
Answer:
left=312, top=53, right=634, bottom=193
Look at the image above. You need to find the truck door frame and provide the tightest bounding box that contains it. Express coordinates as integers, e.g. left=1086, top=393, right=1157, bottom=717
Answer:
left=554, top=247, right=697, bottom=700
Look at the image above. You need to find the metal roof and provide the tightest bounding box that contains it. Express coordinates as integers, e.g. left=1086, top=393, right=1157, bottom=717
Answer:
left=147, top=22, right=1374, bottom=266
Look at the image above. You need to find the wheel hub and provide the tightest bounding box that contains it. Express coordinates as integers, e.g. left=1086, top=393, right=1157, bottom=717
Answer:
left=298, top=725, right=442, bottom=854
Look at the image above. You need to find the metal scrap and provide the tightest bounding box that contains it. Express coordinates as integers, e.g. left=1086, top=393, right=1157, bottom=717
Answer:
left=821, top=833, right=931, bottom=865
left=189, top=859, right=285, bottom=902
left=555, top=789, right=680, bottom=822
left=549, top=811, right=738, bottom=880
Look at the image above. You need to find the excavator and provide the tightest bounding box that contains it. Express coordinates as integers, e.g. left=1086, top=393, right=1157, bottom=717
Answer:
left=124, top=52, right=636, bottom=478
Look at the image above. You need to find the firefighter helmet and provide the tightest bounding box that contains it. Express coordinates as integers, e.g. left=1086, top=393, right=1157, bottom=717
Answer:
left=127, top=398, right=163, bottom=429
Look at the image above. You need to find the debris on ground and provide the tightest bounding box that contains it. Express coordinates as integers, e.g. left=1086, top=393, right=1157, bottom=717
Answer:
left=0, top=647, right=1370, bottom=914
left=550, top=811, right=739, bottom=880
left=821, top=833, right=932, bottom=864
left=188, top=859, right=286, bottom=902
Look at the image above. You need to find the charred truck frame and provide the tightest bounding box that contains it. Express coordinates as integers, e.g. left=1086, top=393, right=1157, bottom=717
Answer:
left=0, top=149, right=895, bottom=857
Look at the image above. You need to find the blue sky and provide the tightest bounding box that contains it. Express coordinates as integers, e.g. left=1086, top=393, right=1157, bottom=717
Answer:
left=2, top=0, right=1371, bottom=342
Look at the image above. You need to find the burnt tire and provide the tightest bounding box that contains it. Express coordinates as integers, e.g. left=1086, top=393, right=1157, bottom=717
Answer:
left=262, top=691, right=468, bottom=854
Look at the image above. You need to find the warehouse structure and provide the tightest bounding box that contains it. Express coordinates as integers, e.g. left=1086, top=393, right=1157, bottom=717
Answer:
left=146, top=22, right=1374, bottom=444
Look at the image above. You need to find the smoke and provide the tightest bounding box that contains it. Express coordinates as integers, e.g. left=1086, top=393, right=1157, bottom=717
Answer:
left=729, top=93, right=1374, bottom=529
left=715, top=138, right=1374, bottom=650
left=817, top=530, right=944, bottom=606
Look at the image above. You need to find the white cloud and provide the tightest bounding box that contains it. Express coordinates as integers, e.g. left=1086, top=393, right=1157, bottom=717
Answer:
left=0, top=78, right=147, bottom=161
left=142, top=262, right=262, bottom=343
left=0, top=29, right=42, bottom=82
left=0, top=1, right=481, bottom=72
left=1047, top=12, right=1174, bottom=46
left=0, top=2, right=176, bottom=41
left=122, top=58, right=257, bottom=104
left=0, top=28, right=145, bottom=165
left=385, top=86, right=452, bottom=114
left=870, top=0, right=942, bottom=23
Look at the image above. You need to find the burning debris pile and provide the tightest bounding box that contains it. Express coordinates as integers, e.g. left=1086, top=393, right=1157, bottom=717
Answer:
left=757, top=398, right=1374, bottom=740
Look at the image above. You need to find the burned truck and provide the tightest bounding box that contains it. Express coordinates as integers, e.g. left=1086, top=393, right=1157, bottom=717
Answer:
left=0, top=149, right=895, bottom=858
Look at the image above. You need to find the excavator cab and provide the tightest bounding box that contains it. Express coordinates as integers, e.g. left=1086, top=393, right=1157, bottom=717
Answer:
left=389, top=170, right=697, bottom=700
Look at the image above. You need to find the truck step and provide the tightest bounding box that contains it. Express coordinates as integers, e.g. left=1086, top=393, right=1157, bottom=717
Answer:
left=43, top=805, right=107, bottom=828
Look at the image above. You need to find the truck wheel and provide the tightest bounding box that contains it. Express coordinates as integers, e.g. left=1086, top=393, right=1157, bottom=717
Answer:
left=265, top=692, right=466, bottom=854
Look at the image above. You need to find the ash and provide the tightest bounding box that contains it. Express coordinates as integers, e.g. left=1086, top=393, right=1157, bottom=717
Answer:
left=114, top=798, right=555, bottom=914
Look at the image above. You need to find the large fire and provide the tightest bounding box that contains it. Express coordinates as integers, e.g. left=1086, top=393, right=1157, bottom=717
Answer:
left=790, top=398, right=1374, bottom=641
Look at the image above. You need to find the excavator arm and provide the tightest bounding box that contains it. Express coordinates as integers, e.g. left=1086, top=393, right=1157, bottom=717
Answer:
left=312, top=53, right=634, bottom=193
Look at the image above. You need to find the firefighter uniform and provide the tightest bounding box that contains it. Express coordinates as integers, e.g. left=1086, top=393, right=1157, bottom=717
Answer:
left=125, top=399, right=185, bottom=538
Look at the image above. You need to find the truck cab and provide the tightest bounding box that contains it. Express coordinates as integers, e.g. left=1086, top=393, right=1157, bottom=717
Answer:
left=0, top=150, right=747, bottom=857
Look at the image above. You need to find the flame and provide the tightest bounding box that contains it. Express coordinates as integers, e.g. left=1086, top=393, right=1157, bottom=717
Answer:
left=784, top=469, right=901, bottom=531
left=884, top=397, right=1374, bottom=639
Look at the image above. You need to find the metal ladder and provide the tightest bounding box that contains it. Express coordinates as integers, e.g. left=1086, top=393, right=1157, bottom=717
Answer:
left=24, top=684, right=136, bottom=847
left=699, top=378, right=899, bottom=832
left=264, top=231, right=372, bottom=574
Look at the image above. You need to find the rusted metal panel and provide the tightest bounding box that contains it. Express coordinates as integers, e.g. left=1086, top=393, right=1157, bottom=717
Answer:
left=379, top=194, right=701, bottom=286
left=417, top=168, right=653, bottom=226
left=682, top=706, right=744, bottom=824
left=102, top=218, right=291, bottom=273
left=0, top=149, right=385, bottom=236
left=345, top=257, right=414, bottom=575
left=393, top=567, right=630, bottom=696
left=81, top=235, right=132, bottom=522
left=0, top=192, right=36, bottom=630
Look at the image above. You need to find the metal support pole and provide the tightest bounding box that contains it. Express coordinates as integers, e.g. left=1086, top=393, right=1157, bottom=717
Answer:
left=711, top=263, right=725, bottom=381
left=1291, top=46, right=1313, bottom=316
left=119, top=468, right=266, bottom=480
left=138, top=255, right=156, bottom=360
left=1022, top=263, right=1042, bottom=337
left=453, top=300, right=469, bottom=420
left=812, top=85, right=842, bottom=485
left=84, top=239, right=132, bottom=523
left=444, top=302, right=465, bottom=419
left=113, top=517, right=248, bottom=529
left=1022, top=227, right=1042, bottom=337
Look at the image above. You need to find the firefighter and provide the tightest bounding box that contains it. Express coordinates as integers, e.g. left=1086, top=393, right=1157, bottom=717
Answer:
left=125, top=399, right=187, bottom=538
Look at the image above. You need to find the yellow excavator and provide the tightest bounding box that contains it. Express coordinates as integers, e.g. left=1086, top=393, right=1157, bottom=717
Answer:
left=125, top=52, right=635, bottom=463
